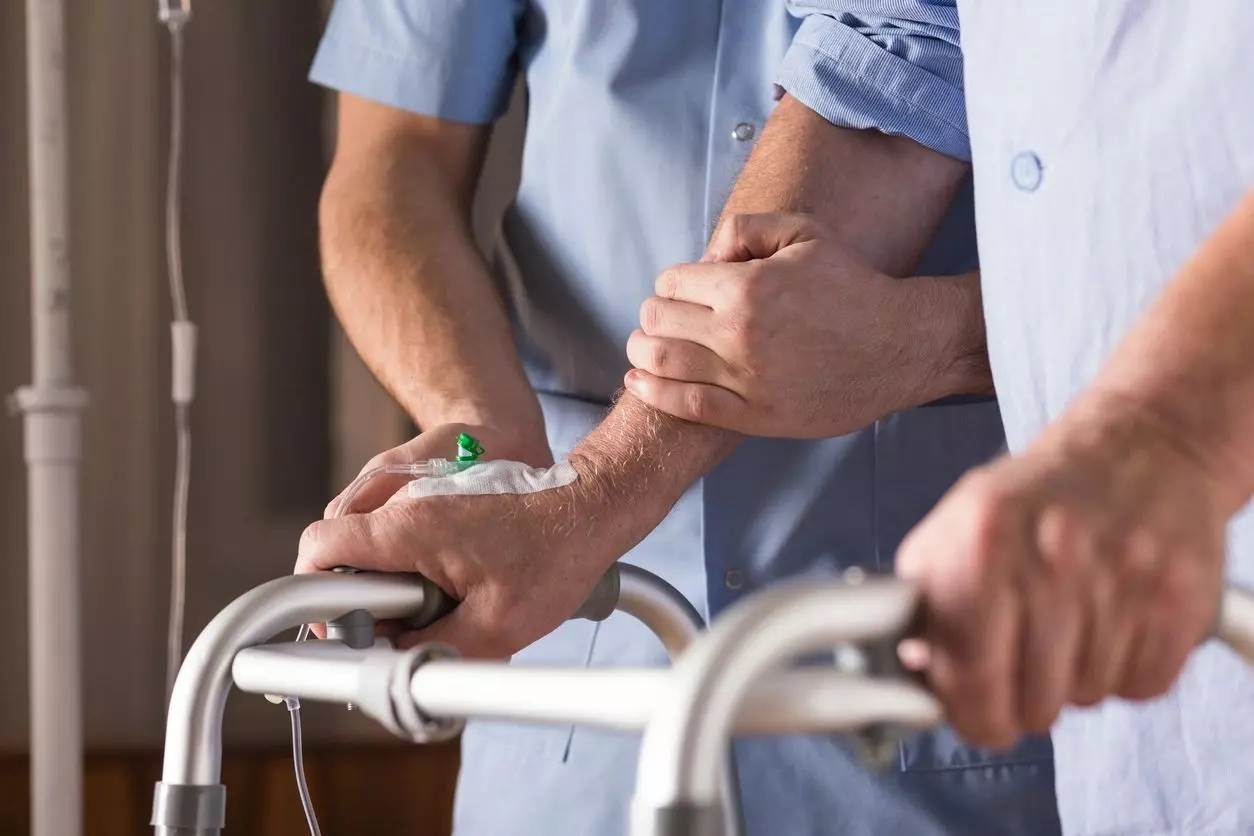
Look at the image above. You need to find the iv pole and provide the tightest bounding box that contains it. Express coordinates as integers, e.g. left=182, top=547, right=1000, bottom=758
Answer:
left=14, top=1, right=88, bottom=835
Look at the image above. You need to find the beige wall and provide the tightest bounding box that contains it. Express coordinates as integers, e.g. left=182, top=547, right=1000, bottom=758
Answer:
left=0, top=1, right=524, bottom=749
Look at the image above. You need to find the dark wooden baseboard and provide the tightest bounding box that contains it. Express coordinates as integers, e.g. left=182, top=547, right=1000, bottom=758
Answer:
left=0, top=742, right=459, bottom=835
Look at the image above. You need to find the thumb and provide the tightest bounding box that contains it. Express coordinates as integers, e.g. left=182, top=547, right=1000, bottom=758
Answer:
left=704, top=212, right=819, bottom=263
left=296, top=513, right=373, bottom=574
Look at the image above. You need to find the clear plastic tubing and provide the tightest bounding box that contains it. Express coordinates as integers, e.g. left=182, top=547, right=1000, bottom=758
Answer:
left=287, top=458, right=473, bottom=836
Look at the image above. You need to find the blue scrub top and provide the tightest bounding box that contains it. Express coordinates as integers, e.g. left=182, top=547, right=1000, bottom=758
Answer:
left=311, top=2, right=1058, bottom=833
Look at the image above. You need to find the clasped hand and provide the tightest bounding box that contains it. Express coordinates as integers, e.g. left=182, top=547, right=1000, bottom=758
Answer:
left=625, top=212, right=978, bottom=437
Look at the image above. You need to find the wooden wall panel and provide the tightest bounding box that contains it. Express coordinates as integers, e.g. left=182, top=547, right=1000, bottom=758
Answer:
left=0, top=744, right=459, bottom=836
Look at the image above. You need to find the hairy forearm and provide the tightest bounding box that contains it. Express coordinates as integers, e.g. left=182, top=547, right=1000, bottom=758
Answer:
left=320, top=135, right=543, bottom=439
left=1088, top=188, right=1254, bottom=513
left=571, top=395, right=740, bottom=550
left=577, top=95, right=979, bottom=513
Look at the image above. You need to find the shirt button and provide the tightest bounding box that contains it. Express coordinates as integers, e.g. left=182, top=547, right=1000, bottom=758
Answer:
left=1010, top=151, right=1043, bottom=192
left=731, top=122, right=755, bottom=142
left=724, top=569, right=744, bottom=590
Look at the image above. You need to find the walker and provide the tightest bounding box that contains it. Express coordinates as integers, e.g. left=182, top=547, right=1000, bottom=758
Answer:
left=151, top=564, right=1254, bottom=836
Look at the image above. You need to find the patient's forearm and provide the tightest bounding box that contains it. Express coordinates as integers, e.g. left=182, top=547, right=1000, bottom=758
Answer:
left=573, top=94, right=977, bottom=520
left=1092, top=188, right=1254, bottom=513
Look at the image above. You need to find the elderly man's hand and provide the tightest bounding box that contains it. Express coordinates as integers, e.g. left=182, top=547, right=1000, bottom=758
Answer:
left=895, top=390, right=1235, bottom=750
left=624, top=212, right=988, bottom=438
left=297, top=447, right=616, bottom=659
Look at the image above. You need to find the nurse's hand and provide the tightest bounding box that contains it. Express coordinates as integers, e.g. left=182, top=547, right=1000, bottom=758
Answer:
left=894, top=390, right=1232, bottom=750
left=296, top=447, right=622, bottom=659
left=624, top=212, right=988, bottom=438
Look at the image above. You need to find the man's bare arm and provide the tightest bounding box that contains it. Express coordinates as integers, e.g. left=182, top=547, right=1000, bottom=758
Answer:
left=1090, top=188, right=1254, bottom=513
left=721, top=94, right=969, bottom=275
left=321, top=94, right=547, bottom=455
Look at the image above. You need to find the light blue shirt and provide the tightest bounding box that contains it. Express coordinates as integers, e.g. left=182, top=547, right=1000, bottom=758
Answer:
left=779, top=2, right=1254, bottom=834
left=310, top=2, right=1057, bottom=834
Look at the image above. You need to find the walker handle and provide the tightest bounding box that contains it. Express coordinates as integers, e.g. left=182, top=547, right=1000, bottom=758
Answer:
left=1217, top=585, right=1254, bottom=665
left=330, top=563, right=625, bottom=632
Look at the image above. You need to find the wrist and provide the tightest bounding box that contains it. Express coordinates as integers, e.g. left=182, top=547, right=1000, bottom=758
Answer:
left=568, top=393, right=740, bottom=529
left=898, top=271, right=994, bottom=404
left=1058, top=384, right=1251, bottom=517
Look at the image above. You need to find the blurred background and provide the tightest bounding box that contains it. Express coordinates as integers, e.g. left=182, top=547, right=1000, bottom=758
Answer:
left=0, top=1, right=524, bottom=832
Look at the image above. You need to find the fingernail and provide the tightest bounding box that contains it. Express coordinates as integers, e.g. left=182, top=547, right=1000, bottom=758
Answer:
left=624, top=370, right=642, bottom=390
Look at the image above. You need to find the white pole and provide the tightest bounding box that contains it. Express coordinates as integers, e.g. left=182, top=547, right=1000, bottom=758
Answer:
left=15, top=2, right=87, bottom=836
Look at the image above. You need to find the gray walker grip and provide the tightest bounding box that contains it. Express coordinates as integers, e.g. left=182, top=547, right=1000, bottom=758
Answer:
left=573, top=564, right=623, bottom=622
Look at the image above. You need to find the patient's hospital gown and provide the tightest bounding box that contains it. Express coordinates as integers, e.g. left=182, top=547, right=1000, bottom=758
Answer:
left=309, top=1, right=1059, bottom=834
left=783, top=1, right=1254, bottom=834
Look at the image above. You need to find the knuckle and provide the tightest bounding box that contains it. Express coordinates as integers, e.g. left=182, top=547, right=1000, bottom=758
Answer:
left=639, top=297, right=663, bottom=333
left=649, top=340, right=669, bottom=372
left=724, top=309, right=761, bottom=349
left=1035, top=505, right=1087, bottom=575
left=655, top=267, right=680, bottom=298
left=683, top=387, right=711, bottom=421
left=298, top=520, right=327, bottom=563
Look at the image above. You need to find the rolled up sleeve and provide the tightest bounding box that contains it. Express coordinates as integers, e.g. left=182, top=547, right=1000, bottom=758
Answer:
left=779, top=1, right=969, bottom=161
left=310, top=0, right=524, bottom=125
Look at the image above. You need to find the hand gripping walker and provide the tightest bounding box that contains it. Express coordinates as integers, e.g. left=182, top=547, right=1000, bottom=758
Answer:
left=628, top=577, right=1254, bottom=836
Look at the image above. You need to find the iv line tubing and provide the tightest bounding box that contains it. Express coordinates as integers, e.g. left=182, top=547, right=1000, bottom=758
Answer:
left=287, top=697, right=322, bottom=836
left=285, top=462, right=466, bottom=836
left=163, top=19, right=194, bottom=705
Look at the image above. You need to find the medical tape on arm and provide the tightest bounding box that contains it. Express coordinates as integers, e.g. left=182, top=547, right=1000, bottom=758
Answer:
left=407, top=459, right=578, bottom=498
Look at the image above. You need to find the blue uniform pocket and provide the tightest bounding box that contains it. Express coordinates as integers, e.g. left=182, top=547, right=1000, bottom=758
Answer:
left=873, top=401, right=1056, bottom=782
